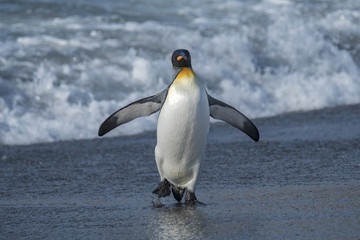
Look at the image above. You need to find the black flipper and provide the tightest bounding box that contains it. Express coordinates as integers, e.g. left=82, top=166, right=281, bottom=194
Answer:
left=152, top=179, right=171, bottom=198
left=171, top=186, right=185, bottom=202
left=98, top=87, right=169, bottom=136
left=207, top=94, right=259, bottom=142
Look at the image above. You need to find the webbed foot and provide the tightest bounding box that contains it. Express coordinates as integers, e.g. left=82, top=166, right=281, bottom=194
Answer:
left=152, top=179, right=171, bottom=198
left=184, top=190, right=204, bottom=205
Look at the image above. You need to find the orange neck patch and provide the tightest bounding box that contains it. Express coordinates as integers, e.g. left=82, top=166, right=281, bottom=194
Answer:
left=176, top=67, right=195, bottom=80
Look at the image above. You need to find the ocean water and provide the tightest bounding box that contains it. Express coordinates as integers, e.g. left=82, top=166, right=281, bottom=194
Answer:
left=1, top=0, right=360, bottom=145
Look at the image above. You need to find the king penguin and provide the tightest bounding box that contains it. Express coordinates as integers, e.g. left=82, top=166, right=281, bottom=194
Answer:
left=98, top=49, right=259, bottom=204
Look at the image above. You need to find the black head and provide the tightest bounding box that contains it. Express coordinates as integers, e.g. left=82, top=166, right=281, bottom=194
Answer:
left=171, top=49, right=192, bottom=68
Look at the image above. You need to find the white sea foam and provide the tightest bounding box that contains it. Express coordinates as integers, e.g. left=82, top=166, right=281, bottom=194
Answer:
left=0, top=0, right=359, bottom=145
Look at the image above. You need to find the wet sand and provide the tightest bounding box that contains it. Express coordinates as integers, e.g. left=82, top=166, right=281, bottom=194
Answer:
left=1, top=104, right=360, bottom=239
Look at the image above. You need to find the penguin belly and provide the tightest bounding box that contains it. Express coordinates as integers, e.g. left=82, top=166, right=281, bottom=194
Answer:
left=155, top=84, right=209, bottom=192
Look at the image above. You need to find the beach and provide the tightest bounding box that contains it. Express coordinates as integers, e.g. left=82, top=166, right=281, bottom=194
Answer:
left=1, top=104, right=359, bottom=239
left=1, top=0, right=360, bottom=238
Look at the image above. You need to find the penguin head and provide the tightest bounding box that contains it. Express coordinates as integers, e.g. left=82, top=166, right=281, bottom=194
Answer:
left=171, top=49, right=192, bottom=68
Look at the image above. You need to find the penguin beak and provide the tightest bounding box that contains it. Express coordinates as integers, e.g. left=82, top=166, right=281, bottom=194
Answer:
left=177, top=56, right=187, bottom=61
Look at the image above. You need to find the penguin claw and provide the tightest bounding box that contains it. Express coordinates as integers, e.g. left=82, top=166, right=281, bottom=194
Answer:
left=152, top=179, right=171, bottom=198
left=184, top=191, right=205, bottom=205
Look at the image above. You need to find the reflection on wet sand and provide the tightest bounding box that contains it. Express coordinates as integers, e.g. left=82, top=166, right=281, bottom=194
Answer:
left=151, top=204, right=207, bottom=239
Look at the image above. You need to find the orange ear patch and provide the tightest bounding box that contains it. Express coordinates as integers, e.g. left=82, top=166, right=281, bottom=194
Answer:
left=177, top=56, right=183, bottom=61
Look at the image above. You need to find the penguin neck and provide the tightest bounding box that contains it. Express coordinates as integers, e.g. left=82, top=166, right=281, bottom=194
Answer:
left=171, top=67, right=200, bottom=91
left=176, top=67, right=195, bottom=79
left=172, top=67, right=194, bottom=81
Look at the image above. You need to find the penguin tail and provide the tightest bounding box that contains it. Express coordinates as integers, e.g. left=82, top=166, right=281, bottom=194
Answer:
left=171, top=186, right=185, bottom=202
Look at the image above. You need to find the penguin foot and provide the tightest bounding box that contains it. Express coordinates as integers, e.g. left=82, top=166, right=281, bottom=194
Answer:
left=152, top=179, right=171, bottom=198
left=171, top=186, right=185, bottom=202
left=184, top=190, right=204, bottom=205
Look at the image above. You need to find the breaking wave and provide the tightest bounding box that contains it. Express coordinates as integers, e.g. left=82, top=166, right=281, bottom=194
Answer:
left=1, top=0, right=359, bottom=145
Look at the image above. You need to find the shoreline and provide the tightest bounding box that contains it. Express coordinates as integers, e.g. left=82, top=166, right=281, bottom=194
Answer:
left=1, top=103, right=359, bottom=148
left=1, top=103, right=359, bottom=239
